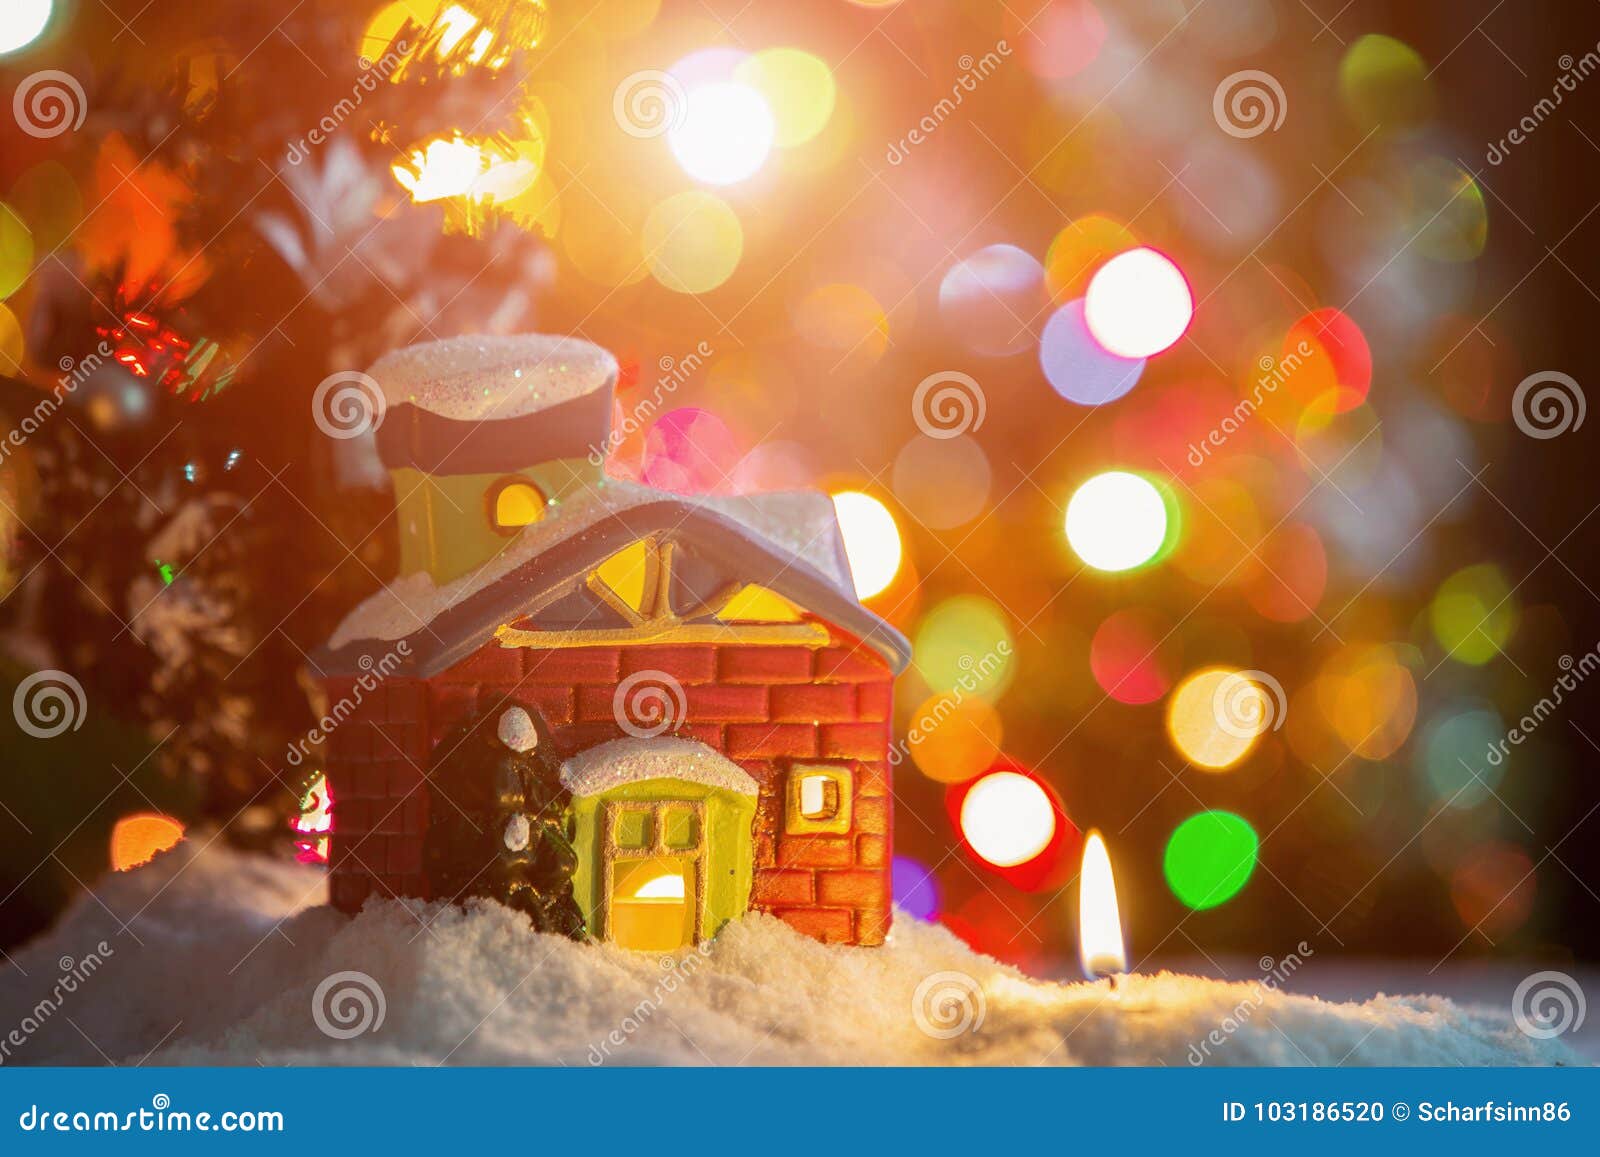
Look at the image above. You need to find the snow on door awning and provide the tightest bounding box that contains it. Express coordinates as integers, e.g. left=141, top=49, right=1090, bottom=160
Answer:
left=560, top=738, right=760, bottom=798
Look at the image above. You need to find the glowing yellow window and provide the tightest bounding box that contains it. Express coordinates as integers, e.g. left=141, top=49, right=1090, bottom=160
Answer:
left=717, top=583, right=802, bottom=623
left=489, top=478, right=547, bottom=534
left=785, top=765, right=853, bottom=835
left=592, top=539, right=657, bottom=615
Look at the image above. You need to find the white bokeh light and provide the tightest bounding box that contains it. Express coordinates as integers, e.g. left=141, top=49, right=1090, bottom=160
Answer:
left=668, top=81, right=776, bottom=186
left=1083, top=247, right=1193, bottom=358
left=960, top=771, right=1056, bottom=868
left=831, top=490, right=903, bottom=599
left=0, top=0, right=52, bottom=54
left=1065, top=471, right=1169, bottom=572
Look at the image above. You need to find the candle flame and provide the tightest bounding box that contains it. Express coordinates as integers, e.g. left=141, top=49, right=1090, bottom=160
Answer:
left=1078, top=830, right=1126, bottom=979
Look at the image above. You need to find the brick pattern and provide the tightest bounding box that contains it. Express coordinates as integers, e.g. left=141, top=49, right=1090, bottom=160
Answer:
left=324, top=628, right=895, bottom=946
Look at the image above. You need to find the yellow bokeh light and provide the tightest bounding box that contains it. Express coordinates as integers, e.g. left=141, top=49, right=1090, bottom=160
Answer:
left=735, top=48, right=836, bottom=147
left=110, top=813, right=185, bottom=872
left=1166, top=667, right=1264, bottom=770
left=1045, top=213, right=1136, bottom=301
left=794, top=282, right=889, bottom=361
left=960, top=771, right=1056, bottom=868
left=1429, top=563, right=1516, bottom=666
left=642, top=191, right=743, bottom=294
left=1316, top=643, right=1417, bottom=760
left=0, top=304, right=23, bottom=376
left=1065, top=470, right=1171, bottom=572
left=0, top=204, right=35, bottom=302
left=908, top=695, right=1004, bottom=784
left=831, top=490, right=902, bottom=599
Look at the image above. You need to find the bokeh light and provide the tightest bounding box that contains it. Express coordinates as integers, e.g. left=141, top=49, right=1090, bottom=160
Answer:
left=1039, top=300, right=1145, bottom=405
left=959, top=769, right=1056, bottom=867
left=912, top=595, right=1016, bottom=701
left=642, top=191, right=743, bottom=293
left=1045, top=214, right=1137, bottom=300
left=1010, top=0, right=1107, bottom=81
left=794, top=282, right=889, bottom=361
left=1408, top=157, right=1488, bottom=263
left=831, top=490, right=902, bottom=598
left=1450, top=843, right=1535, bottom=938
left=110, top=813, right=185, bottom=872
left=1163, top=811, right=1259, bottom=910
left=938, top=244, right=1046, bottom=356
left=1338, top=33, right=1433, bottom=133
left=1089, top=608, right=1172, bottom=704
left=641, top=407, right=740, bottom=494
left=1166, top=667, right=1269, bottom=770
left=0, top=0, right=52, bottom=54
left=0, top=205, right=35, bottom=302
left=735, top=48, right=835, bottom=147
left=1430, top=563, right=1516, bottom=666
left=892, top=855, right=941, bottom=920
left=669, top=81, right=775, bottom=185
left=1417, top=706, right=1505, bottom=808
left=0, top=304, right=23, bottom=376
left=891, top=434, right=991, bottom=528
left=1316, top=643, right=1418, bottom=760
left=1065, top=470, right=1172, bottom=572
left=907, top=694, right=1004, bottom=783
left=1084, top=247, right=1193, bottom=358
left=1286, top=307, right=1372, bottom=413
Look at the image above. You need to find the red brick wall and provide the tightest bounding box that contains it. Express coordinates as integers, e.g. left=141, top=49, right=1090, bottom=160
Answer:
left=324, top=627, right=894, bottom=946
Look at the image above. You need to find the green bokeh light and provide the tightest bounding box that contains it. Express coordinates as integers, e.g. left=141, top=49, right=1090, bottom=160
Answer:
left=1429, top=563, right=1516, bottom=666
left=1163, top=811, right=1258, bottom=910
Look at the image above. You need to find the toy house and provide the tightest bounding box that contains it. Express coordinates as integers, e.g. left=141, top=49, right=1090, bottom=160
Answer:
left=310, top=335, right=910, bottom=948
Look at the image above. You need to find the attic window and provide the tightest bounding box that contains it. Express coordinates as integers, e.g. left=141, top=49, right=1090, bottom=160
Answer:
left=786, top=765, right=853, bottom=835
left=489, top=477, right=547, bottom=534
left=717, top=584, right=802, bottom=623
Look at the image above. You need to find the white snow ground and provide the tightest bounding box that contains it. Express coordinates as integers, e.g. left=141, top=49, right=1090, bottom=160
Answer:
left=0, top=840, right=1581, bottom=1067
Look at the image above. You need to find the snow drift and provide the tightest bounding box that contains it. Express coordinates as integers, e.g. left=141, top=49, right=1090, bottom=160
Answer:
left=0, top=839, right=1578, bottom=1066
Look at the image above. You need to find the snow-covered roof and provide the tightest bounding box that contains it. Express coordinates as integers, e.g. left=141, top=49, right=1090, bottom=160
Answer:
left=368, top=334, right=615, bottom=421
left=319, top=475, right=913, bottom=674
left=560, top=738, right=759, bottom=798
